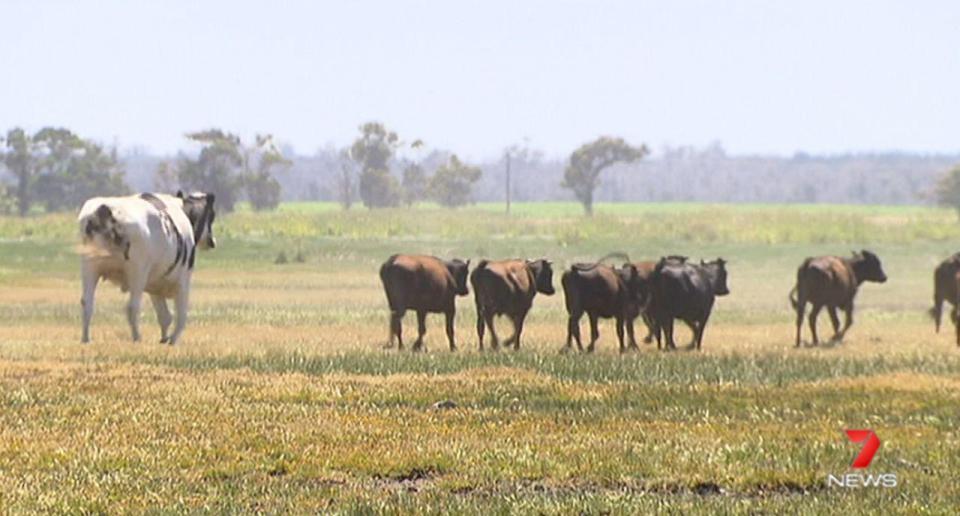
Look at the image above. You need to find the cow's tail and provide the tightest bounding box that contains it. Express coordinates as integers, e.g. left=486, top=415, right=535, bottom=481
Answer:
left=77, top=204, right=128, bottom=259
left=571, top=252, right=631, bottom=271
left=788, top=286, right=799, bottom=310
left=380, top=254, right=400, bottom=311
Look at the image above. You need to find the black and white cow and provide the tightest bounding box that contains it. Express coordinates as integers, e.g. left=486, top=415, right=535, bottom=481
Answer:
left=77, top=191, right=216, bottom=345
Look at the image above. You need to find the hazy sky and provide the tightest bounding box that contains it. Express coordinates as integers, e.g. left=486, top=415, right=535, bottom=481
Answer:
left=3, top=0, right=959, bottom=159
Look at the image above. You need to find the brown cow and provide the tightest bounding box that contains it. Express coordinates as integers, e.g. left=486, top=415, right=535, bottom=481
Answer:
left=624, top=255, right=688, bottom=349
left=470, top=258, right=555, bottom=351
left=930, top=252, right=960, bottom=346
left=790, top=250, right=887, bottom=347
left=379, top=254, right=470, bottom=351
left=561, top=262, right=642, bottom=353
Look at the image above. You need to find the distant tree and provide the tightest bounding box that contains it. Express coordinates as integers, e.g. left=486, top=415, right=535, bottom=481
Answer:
left=335, top=148, right=357, bottom=210
left=160, top=130, right=288, bottom=212
left=0, top=182, right=15, bottom=214
left=243, top=134, right=290, bottom=211
left=562, top=136, right=648, bottom=215
left=934, top=165, right=960, bottom=218
left=350, top=122, right=401, bottom=208
left=402, top=163, right=428, bottom=206
left=1, top=128, right=37, bottom=216
left=172, top=129, right=244, bottom=211
left=401, top=139, right=428, bottom=206
left=33, top=128, right=128, bottom=211
left=429, top=154, right=482, bottom=208
left=2, top=127, right=127, bottom=214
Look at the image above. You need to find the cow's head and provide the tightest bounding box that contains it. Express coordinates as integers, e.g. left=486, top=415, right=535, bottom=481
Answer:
left=446, top=258, right=471, bottom=296
left=527, top=259, right=555, bottom=295
left=702, top=258, right=730, bottom=296
left=853, top=249, right=887, bottom=284
left=618, top=263, right=646, bottom=302
left=178, top=191, right=217, bottom=250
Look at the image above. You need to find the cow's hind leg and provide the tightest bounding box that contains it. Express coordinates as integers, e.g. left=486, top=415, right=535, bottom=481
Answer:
left=794, top=292, right=807, bottom=348
left=484, top=311, right=500, bottom=351
left=125, top=270, right=149, bottom=343
left=508, top=313, right=526, bottom=351
left=663, top=317, right=676, bottom=351
left=808, top=303, right=823, bottom=346
left=444, top=309, right=457, bottom=352
left=80, top=261, right=98, bottom=344
left=475, top=309, right=486, bottom=351
left=565, top=310, right=583, bottom=353
left=390, top=309, right=405, bottom=350
left=151, top=294, right=173, bottom=343
left=586, top=313, right=600, bottom=353
left=414, top=310, right=427, bottom=352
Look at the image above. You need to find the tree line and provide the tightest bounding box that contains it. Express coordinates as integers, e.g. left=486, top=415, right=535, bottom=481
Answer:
left=2, top=122, right=645, bottom=216
left=5, top=123, right=959, bottom=217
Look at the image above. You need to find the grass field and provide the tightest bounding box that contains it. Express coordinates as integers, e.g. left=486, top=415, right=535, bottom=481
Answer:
left=1, top=202, right=959, bottom=513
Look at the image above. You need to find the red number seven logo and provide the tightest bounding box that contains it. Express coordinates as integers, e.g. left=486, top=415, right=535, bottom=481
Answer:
left=846, top=429, right=881, bottom=469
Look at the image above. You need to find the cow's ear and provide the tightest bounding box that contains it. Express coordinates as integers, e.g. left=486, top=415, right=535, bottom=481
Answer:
left=465, top=259, right=471, bottom=267
left=701, top=259, right=706, bottom=265
left=206, top=193, right=216, bottom=206
left=176, top=190, right=184, bottom=199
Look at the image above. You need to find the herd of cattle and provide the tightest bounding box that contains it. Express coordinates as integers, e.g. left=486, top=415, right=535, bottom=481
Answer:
left=73, top=192, right=960, bottom=350
left=380, top=250, right=907, bottom=353
left=380, top=253, right=730, bottom=352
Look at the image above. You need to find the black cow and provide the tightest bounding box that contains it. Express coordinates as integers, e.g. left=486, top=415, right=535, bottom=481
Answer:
left=650, top=258, right=730, bottom=351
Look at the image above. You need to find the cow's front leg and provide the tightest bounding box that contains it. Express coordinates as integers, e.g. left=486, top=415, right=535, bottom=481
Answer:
left=151, top=294, right=173, bottom=343
left=168, top=284, right=190, bottom=345
left=80, top=261, right=98, bottom=344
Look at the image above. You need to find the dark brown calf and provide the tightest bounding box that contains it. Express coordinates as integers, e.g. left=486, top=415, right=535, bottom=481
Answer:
left=470, top=258, right=555, bottom=351
left=930, top=253, right=960, bottom=346
left=790, top=250, right=887, bottom=347
left=561, top=262, right=642, bottom=353
left=379, top=254, right=470, bottom=351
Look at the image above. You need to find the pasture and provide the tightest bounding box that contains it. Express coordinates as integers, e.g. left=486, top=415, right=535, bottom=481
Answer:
left=1, top=202, right=959, bottom=513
